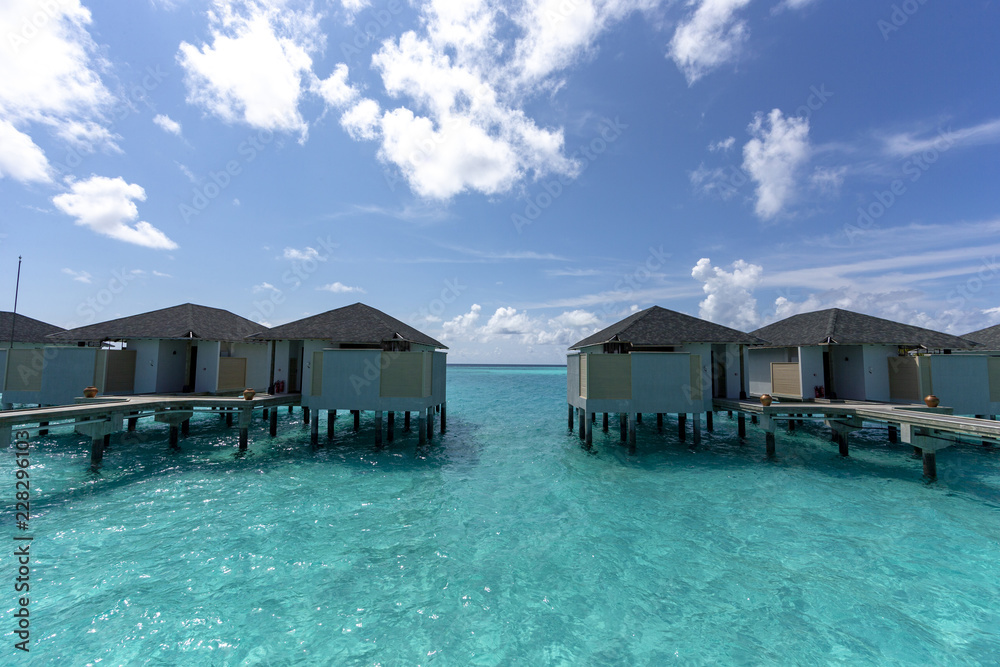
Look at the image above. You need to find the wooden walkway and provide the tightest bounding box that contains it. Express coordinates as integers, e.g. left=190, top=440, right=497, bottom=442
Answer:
left=0, top=393, right=300, bottom=466
left=713, top=398, right=1000, bottom=479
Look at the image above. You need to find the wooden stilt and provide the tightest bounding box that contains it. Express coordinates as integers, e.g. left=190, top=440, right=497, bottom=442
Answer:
left=328, top=410, right=335, bottom=440
left=838, top=432, right=849, bottom=457
left=127, top=416, right=137, bottom=431
left=91, top=437, right=103, bottom=465
left=440, top=403, right=446, bottom=433
left=788, top=418, right=795, bottom=432
left=103, top=433, right=111, bottom=450
left=310, top=412, right=319, bottom=446
left=387, top=411, right=394, bottom=442
left=354, top=410, right=361, bottom=431
left=888, top=425, right=897, bottom=443
left=656, top=413, right=663, bottom=432
left=288, top=405, right=293, bottom=414
left=585, top=412, right=593, bottom=448
left=727, top=410, right=733, bottom=419
left=181, top=418, right=190, bottom=436
left=602, top=413, right=608, bottom=432
left=592, top=412, right=596, bottom=423
left=766, top=432, right=776, bottom=457
left=270, top=407, right=278, bottom=437
left=913, top=446, right=923, bottom=457
left=226, top=411, right=233, bottom=427
left=169, top=425, right=179, bottom=449
left=375, top=411, right=383, bottom=446
left=578, top=407, right=585, bottom=440
left=922, top=451, right=936, bottom=479
left=706, top=412, right=713, bottom=432
left=427, top=406, right=434, bottom=440
left=418, top=413, right=426, bottom=444
left=751, top=414, right=758, bottom=425
left=404, top=411, right=411, bottom=432
left=692, top=414, right=701, bottom=445
left=568, top=404, right=574, bottom=431
left=678, top=414, right=686, bottom=443
left=239, top=427, right=248, bottom=450
left=39, top=421, right=48, bottom=436
left=738, top=413, right=746, bottom=439
left=636, top=413, right=642, bottom=424
left=620, top=413, right=627, bottom=442
left=304, top=406, right=310, bottom=425
left=628, top=413, right=637, bottom=448
left=262, top=408, right=269, bottom=421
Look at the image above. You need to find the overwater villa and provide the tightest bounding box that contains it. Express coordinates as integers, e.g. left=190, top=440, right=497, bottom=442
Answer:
left=251, top=303, right=447, bottom=444
left=1, top=312, right=66, bottom=409
left=748, top=308, right=980, bottom=407
left=39, top=303, right=271, bottom=401
left=566, top=306, right=763, bottom=446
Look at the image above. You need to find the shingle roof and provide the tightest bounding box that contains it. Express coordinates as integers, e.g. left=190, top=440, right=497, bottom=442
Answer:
left=46, top=303, right=268, bottom=343
left=252, top=303, right=447, bottom=349
left=962, top=323, right=1000, bottom=350
left=569, top=306, right=763, bottom=349
left=751, top=308, right=978, bottom=349
left=0, top=312, right=65, bottom=344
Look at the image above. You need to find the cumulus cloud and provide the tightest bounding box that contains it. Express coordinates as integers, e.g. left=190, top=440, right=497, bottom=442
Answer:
left=442, top=303, right=482, bottom=339
left=742, top=109, right=811, bottom=219
left=709, top=136, right=736, bottom=152
left=153, top=114, right=182, bottom=135
left=317, top=281, right=365, bottom=293
left=282, top=246, right=324, bottom=261
left=0, top=119, right=52, bottom=183
left=340, top=98, right=381, bottom=140
left=691, top=257, right=763, bottom=331
left=178, top=1, right=321, bottom=139
left=313, top=62, right=357, bottom=108
left=52, top=176, right=179, bottom=249
left=439, top=303, right=601, bottom=348
left=252, top=281, right=279, bottom=293
left=669, top=0, right=752, bottom=84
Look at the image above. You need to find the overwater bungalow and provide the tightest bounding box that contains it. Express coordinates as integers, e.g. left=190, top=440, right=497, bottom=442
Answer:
left=567, top=306, right=763, bottom=445
left=748, top=308, right=979, bottom=405
left=251, top=303, right=447, bottom=444
left=1, top=312, right=67, bottom=409
left=39, top=303, right=271, bottom=401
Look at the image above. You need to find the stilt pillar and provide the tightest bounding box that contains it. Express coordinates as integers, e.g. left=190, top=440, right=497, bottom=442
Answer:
left=103, top=433, right=111, bottom=450
left=238, top=407, right=251, bottom=451
left=427, top=407, right=434, bottom=440
left=387, top=412, right=394, bottom=442
left=912, top=446, right=923, bottom=457
left=568, top=404, right=574, bottom=431
left=404, top=411, right=411, bottom=432
left=169, top=425, right=179, bottom=449
left=602, top=412, right=609, bottom=432
left=923, top=451, right=937, bottom=480
left=304, top=406, right=310, bottom=425
left=39, top=421, right=49, bottom=436
left=678, top=414, right=686, bottom=443
left=592, top=412, right=596, bottom=423
left=310, top=411, right=319, bottom=446
left=181, top=418, right=190, bottom=436
left=226, top=411, right=233, bottom=427
left=440, top=403, right=446, bottom=433
left=354, top=410, right=361, bottom=431
left=585, top=412, right=593, bottom=448
left=91, top=437, right=104, bottom=466
left=706, top=412, right=713, bottom=432
left=262, top=408, right=269, bottom=421
left=657, top=413, right=663, bottom=432
left=127, top=416, right=137, bottom=432
left=838, top=432, right=849, bottom=457
left=788, top=417, right=795, bottom=432
left=636, top=413, right=642, bottom=424
left=288, top=405, right=293, bottom=414
left=727, top=410, right=733, bottom=419
left=738, top=413, right=746, bottom=439
left=418, top=413, right=426, bottom=444
left=888, top=425, right=897, bottom=443
left=578, top=407, right=586, bottom=440
left=628, top=413, right=637, bottom=448
left=751, top=414, right=758, bottom=425
left=765, top=432, right=776, bottom=457
left=375, top=411, right=383, bottom=446
left=692, top=414, right=701, bottom=445
left=270, top=407, right=278, bottom=437
left=620, top=413, right=627, bottom=442
left=328, top=410, right=335, bottom=440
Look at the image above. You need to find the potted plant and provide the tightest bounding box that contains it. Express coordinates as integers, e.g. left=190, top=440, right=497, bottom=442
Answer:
left=83, top=386, right=98, bottom=398
left=760, top=393, right=773, bottom=407
left=243, top=388, right=256, bottom=400
left=924, top=395, right=939, bottom=408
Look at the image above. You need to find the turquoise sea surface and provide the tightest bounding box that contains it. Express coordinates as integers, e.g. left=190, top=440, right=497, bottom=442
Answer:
left=2, top=365, right=1000, bottom=664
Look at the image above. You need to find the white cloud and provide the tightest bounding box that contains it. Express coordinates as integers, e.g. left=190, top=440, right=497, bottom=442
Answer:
left=742, top=109, right=811, bottom=219
left=809, top=165, right=846, bottom=195
left=691, top=257, right=763, bottom=331
left=550, top=309, right=601, bottom=329
left=479, top=306, right=535, bottom=337
left=62, top=267, right=92, bottom=283
left=281, top=246, right=324, bottom=261
left=317, top=282, right=365, bottom=293
left=252, top=281, right=279, bottom=293
left=0, top=119, right=52, bottom=183
left=52, top=176, right=179, bottom=250
left=881, top=117, right=1000, bottom=158
left=152, top=270, right=172, bottom=278
left=669, top=0, right=752, bottom=84
left=709, top=136, right=736, bottom=152
left=441, top=303, right=482, bottom=339
left=340, top=98, right=381, bottom=141
left=153, top=114, right=182, bottom=135
left=313, top=63, right=357, bottom=108
left=178, top=1, right=321, bottom=139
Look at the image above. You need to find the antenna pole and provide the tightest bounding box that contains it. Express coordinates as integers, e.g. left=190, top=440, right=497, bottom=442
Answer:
left=9, top=255, right=21, bottom=349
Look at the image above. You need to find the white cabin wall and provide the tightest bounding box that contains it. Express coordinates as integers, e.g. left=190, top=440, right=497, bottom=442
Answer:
left=195, top=340, right=221, bottom=393
left=799, top=346, right=825, bottom=400
left=130, top=339, right=160, bottom=393
left=862, top=345, right=897, bottom=402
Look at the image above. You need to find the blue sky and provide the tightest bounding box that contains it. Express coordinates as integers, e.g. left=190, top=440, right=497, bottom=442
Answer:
left=2, top=0, right=999, bottom=363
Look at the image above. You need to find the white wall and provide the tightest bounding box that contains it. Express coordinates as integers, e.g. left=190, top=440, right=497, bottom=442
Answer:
left=928, top=354, right=991, bottom=415
left=799, top=346, right=825, bottom=400
left=156, top=340, right=188, bottom=393
left=271, top=340, right=290, bottom=389
left=130, top=339, right=159, bottom=393
left=232, top=341, right=270, bottom=392
left=830, top=345, right=865, bottom=400
left=194, top=340, right=221, bottom=393
left=747, top=347, right=790, bottom=396
left=862, top=345, right=897, bottom=402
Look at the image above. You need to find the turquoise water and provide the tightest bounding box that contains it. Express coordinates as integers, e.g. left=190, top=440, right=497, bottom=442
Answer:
left=3, top=365, right=1000, bottom=664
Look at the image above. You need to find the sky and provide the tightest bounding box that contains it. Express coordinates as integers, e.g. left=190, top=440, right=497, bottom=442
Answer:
left=1, top=0, right=999, bottom=364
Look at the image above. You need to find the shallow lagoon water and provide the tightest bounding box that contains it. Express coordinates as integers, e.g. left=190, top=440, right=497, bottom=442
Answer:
left=2, top=365, right=999, bottom=664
